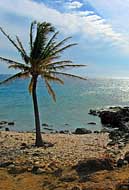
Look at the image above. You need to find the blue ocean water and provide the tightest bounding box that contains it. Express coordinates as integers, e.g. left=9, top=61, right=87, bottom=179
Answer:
left=0, top=74, right=129, bottom=132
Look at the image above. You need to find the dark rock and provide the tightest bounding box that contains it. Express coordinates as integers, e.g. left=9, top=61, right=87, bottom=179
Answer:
left=116, top=183, right=129, bottom=190
left=8, top=122, right=15, bottom=125
left=31, top=166, right=45, bottom=174
left=87, top=122, right=96, bottom=125
left=117, top=158, right=125, bottom=167
left=88, top=109, right=98, bottom=116
left=0, top=161, right=13, bottom=167
left=53, top=168, right=63, bottom=177
left=124, top=151, right=129, bottom=163
left=64, top=123, right=69, bottom=126
left=31, top=166, right=39, bottom=174
left=109, top=129, right=124, bottom=141
left=98, top=107, right=129, bottom=130
left=21, top=143, right=27, bottom=147
left=100, top=128, right=110, bottom=133
left=74, top=158, right=114, bottom=174
left=99, top=111, right=121, bottom=126
left=43, top=127, right=53, bottom=131
left=125, top=134, right=129, bottom=139
left=74, top=128, right=92, bottom=134
left=35, top=168, right=45, bottom=174
left=32, top=153, right=39, bottom=157
left=123, top=117, right=129, bottom=122
left=71, top=186, right=81, bottom=190
left=94, top=130, right=100, bottom=134
left=59, top=130, right=65, bottom=134
left=59, top=130, right=69, bottom=134
left=8, top=166, right=27, bottom=174
left=123, top=160, right=128, bottom=165
left=107, top=141, right=117, bottom=146
left=90, top=106, right=129, bottom=147
left=42, top=123, right=49, bottom=127
left=60, top=176, right=77, bottom=182
left=118, top=142, right=125, bottom=149
left=5, top=127, right=10, bottom=131
left=0, top=121, right=8, bottom=125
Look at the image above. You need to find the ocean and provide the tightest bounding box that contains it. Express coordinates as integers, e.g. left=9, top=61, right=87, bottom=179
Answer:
left=0, top=74, right=129, bottom=132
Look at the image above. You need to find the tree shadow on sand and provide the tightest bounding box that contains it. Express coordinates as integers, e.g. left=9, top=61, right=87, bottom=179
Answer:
left=73, top=157, right=114, bottom=182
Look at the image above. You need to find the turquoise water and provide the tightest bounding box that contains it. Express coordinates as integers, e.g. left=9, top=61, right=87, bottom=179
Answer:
left=0, top=75, right=129, bottom=132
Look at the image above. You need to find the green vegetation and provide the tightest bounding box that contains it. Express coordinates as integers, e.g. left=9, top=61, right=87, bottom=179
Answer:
left=0, top=21, right=86, bottom=147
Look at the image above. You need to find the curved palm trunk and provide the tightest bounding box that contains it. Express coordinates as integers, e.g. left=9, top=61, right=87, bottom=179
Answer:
left=32, top=76, right=43, bottom=147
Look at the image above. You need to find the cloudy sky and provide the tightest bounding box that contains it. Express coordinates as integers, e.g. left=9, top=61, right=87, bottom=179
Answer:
left=0, top=0, right=129, bottom=78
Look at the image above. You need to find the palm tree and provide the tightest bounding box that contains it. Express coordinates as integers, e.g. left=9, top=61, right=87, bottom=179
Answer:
left=0, top=21, right=86, bottom=147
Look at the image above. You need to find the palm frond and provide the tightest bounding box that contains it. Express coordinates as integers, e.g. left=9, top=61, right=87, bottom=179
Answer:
left=52, top=64, right=86, bottom=70
left=0, top=71, right=30, bottom=85
left=46, top=60, right=72, bottom=66
left=51, top=71, right=87, bottom=80
left=40, top=37, right=74, bottom=60
left=0, top=27, right=21, bottom=52
left=45, top=79, right=56, bottom=101
left=42, top=73, right=64, bottom=85
left=0, top=27, right=29, bottom=64
left=28, top=77, right=34, bottom=94
left=0, top=56, right=24, bottom=65
left=41, top=31, right=59, bottom=59
left=50, top=37, right=72, bottom=52
left=44, top=32, right=59, bottom=52
left=51, top=43, right=77, bottom=56
left=30, top=21, right=36, bottom=52
left=30, top=22, right=55, bottom=59
left=16, top=36, right=29, bottom=63
left=8, top=63, right=30, bottom=71
left=39, top=55, right=60, bottom=67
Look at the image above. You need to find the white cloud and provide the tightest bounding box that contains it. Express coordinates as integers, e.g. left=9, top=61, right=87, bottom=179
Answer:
left=0, top=0, right=129, bottom=52
left=66, top=1, right=83, bottom=9
left=77, top=10, right=94, bottom=16
left=87, top=0, right=129, bottom=33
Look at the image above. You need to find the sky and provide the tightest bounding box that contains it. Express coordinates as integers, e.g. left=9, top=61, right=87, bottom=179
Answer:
left=0, top=0, right=129, bottom=78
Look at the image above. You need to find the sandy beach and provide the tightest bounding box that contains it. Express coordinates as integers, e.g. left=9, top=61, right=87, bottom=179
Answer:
left=0, top=131, right=109, bottom=167
left=1, top=131, right=129, bottom=190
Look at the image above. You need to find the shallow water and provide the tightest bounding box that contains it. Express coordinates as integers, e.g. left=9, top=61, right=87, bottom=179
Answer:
left=0, top=75, right=129, bottom=132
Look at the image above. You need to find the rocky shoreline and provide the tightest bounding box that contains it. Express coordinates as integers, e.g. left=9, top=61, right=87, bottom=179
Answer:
left=89, top=106, right=129, bottom=148
left=1, top=106, right=129, bottom=189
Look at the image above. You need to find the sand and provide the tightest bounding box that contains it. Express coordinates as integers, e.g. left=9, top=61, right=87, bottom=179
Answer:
left=0, top=131, right=129, bottom=190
